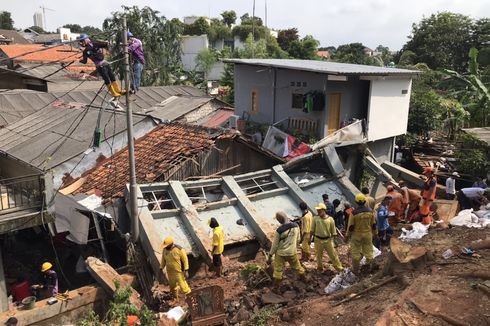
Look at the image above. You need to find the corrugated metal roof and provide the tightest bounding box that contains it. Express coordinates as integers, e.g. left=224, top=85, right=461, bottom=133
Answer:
left=223, top=59, right=419, bottom=76
left=0, top=29, right=30, bottom=44
left=0, top=86, right=206, bottom=126
left=462, top=127, right=490, bottom=145
left=144, top=96, right=213, bottom=121
left=0, top=105, right=147, bottom=169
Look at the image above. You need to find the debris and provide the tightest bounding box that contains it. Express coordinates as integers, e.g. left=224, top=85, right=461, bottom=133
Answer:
left=442, top=249, right=454, bottom=259
left=324, top=269, right=358, bottom=294
left=390, top=238, right=427, bottom=264
left=450, top=271, right=490, bottom=280
left=164, top=306, right=186, bottom=322
left=407, top=298, right=469, bottom=326
left=261, top=292, right=289, bottom=305
left=450, top=209, right=490, bottom=228
left=461, top=247, right=474, bottom=256
left=230, top=307, right=252, bottom=324
left=361, top=246, right=382, bottom=265
left=399, top=222, right=429, bottom=241
left=475, top=284, right=490, bottom=298
left=469, top=238, right=490, bottom=250
left=332, top=276, right=399, bottom=306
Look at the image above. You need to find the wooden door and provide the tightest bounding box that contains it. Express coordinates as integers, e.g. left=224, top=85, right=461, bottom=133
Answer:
left=327, top=93, right=341, bottom=135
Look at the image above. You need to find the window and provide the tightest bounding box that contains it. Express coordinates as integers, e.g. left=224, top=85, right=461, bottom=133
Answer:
left=142, top=190, right=176, bottom=211
left=251, top=89, right=259, bottom=114
left=237, top=175, right=279, bottom=195
left=292, top=93, right=304, bottom=109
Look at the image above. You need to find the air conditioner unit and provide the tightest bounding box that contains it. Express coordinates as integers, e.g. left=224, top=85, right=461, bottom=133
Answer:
left=229, top=115, right=239, bottom=129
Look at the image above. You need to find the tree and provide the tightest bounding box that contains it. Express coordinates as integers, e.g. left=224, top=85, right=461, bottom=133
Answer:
left=232, top=24, right=268, bottom=41
left=331, top=42, right=368, bottom=64
left=220, top=63, right=235, bottom=104
left=407, top=90, right=444, bottom=136
left=402, top=12, right=474, bottom=72
left=221, top=10, right=237, bottom=27
left=103, top=5, right=183, bottom=86
left=208, top=19, right=231, bottom=43
left=277, top=28, right=299, bottom=52
left=63, top=24, right=83, bottom=33
left=62, top=24, right=102, bottom=35
left=0, top=11, right=14, bottom=30
left=28, top=25, right=46, bottom=34
left=184, top=17, right=210, bottom=36
left=239, top=33, right=268, bottom=59
left=288, top=35, right=320, bottom=60
left=240, top=13, right=263, bottom=26
left=265, top=35, right=288, bottom=59
left=398, top=50, right=417, bottom=66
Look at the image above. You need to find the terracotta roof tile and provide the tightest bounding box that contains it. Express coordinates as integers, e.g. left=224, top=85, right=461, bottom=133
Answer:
left=70, top=123, right=225, bottom=199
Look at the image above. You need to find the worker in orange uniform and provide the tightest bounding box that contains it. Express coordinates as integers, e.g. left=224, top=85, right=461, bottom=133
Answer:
left=127, top=315, right=140, bottom=326
left=345, top=194, right=377, bottom=275
left=299, top=202, right=313, bottom=261
left=311, top=203, right=344, bottom=273
left=419, top=167, right=437, bottom=225
left=386, top=185, right=403, bottom=225
left=160, top=237, right=191, bottom=301
left=208, top=218, right=224, bottom=277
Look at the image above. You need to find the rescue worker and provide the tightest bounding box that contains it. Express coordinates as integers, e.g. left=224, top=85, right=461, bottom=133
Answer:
left=445, top=172, right=459, bottom=200
left=311, top=203, right=344, bottom=273
left=127, top=31, right=145, bottom=93
left=457, top=187, right=490, bottom=210
left=322, top=194, right=335, bottom=217
left=267, top=211, right=305, bottom=292
left=398, top=180, right=410, bottom=221
left=362, top=187, right=376, bottom=210
left=39, top=262, right=58, bottom=298
left=419, top=167, right=437, bottom=225
left=345, top=194, right=377, bottom=275
left=407, top=188, right=422, bottom=218
left=78, top=34, right=125, bottom=98
left=160, top=237, right=191, bottom=301
left=332, top=199, right=344, bottom=230
left=208, top=218, right=224, bottom=277
left=386, top=185, right=403, bottom=225
left=375, top=196, right=393, bottom=249
left=298, top=202, right=313, bottom=261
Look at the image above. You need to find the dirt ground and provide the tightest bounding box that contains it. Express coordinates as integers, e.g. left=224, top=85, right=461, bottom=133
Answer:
left=175, top=225, right=490, bottom=326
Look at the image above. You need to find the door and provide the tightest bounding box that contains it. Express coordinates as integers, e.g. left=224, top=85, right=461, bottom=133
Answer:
left=327, top=93, right=341, bottom=135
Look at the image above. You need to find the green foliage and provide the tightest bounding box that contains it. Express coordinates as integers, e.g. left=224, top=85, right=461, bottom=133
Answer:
left=240, top=263, right=261, bottom=281
left=251, top=304, right=281, bottom=326
left=240, top=13, right=263, bottom=26
left=265, top=35, right=289, bottom=59
left=288, top=35, right=320, bottom=60
left=76, top=311, right=102, bottom=326
left=184, top=17, right=210, bottom=36
left=0, top=11, right=14, bottom=30
left=208, top=19, right=232, bottom=43
left=460, top=132, right=483, bottom=148
left=221, top=10, right=237, bottom=27
left=239, top=33, right=268, bottom=58
left=219, top=63, right=235, bottom=104
left=232, top=24, right=268, bottom=42
left=28, top=25, right=46, bottom=34
left=402, top=12, right=474, bottom=71
left=63, top=24, right=102, bottom=35
left=331, top=42, right=378, bottom=65
left=398, top=50, right=416, bottom=66
left=396, top=133, right=418, bottom=148
left=277, top=28, right=299, bottom=52
left=103, top=5, right=184, bottom=86
left=456, top=149, right=488, bottom=177
left=195, top=48, right=218, bottom=74
left=408, top=90, right=445, bottom=136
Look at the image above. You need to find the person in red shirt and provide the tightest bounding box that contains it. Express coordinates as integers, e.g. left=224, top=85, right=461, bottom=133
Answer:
left=10, top=275, right=32, bottom=302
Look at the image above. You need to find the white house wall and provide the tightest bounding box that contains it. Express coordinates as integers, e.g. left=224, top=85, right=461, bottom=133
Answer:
left=181, top=35, right=209, bottom=71
left=367, top=78, right=412, bottom=141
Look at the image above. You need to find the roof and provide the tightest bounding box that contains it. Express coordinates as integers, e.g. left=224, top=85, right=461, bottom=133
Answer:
left=222, top=59, right=419, bottom=76
left=0, top=86, right=206, bottom=126
left=0, top=44, right=83, bottom=64
left=144, top=96, right=228, bottom=122
left=462, top=127, right=490, bottom=146
left=0, top=30, right=30, bottom=44
left=15, top=63, right=98, bottom=82
left=0, top=104, right=148, bottom=169
left=33, top=34, right=59, bottom=44
left=200, top=108, right=234, bottom=128
left=0, top=67, right=47, bottom=82
left=67, top=124, right=225, bottom=198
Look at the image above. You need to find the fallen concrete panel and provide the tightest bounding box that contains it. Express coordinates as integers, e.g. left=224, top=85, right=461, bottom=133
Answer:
left=86, top=257, right=143, bottom=309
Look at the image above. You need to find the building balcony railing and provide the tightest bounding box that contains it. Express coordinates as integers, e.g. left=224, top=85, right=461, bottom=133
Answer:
left=0, top=174, right=44, bottom=214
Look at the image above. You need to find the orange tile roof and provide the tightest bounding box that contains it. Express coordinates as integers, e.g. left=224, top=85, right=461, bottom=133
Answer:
left=0, top=44, right=83, bottom=63
left=69, top=124, right=226, bottom=199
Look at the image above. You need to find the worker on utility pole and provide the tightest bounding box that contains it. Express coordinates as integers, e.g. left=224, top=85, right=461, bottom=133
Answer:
left=78, top=34, right=125, bottom=98
left=160, top=237, right=191, bottom=302
left=127, top=31, right=145, bottom=93
left=311, top=203, right=344, bottom=273
left=345, top=194, right=377, bottom=275
left=208, top=218, right=224, bottom=277
left=299, top=202, right=313, bottom=261
left=268, top=211, right=305, bottom=292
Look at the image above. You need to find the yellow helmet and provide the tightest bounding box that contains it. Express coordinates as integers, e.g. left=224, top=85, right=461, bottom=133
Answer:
left=315, top=203, right=327, bottom=210
left=161, top=237, right=174, bottom=249
left=355, top=193, right=366, bottom=203
left=41, top=262, right=52, bottom=272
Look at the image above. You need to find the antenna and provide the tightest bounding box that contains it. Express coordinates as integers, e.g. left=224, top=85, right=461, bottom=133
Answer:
left=40, top=5, right=55, bottom=31
left=265, top=0, right=268, bottom=28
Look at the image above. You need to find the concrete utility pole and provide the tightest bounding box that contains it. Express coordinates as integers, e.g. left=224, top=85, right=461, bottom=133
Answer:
left=122, top=17, right=139, bottom=242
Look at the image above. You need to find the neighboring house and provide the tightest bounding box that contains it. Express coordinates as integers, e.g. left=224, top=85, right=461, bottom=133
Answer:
left=223, top=58, right=419, bottom=163
left=0, top=67, right=48, bottom=91
left=0, top=29, right=30, bottom=45
left=317, top=50, right=331, bottom=59
left=20, top=27, right=80, bottom=45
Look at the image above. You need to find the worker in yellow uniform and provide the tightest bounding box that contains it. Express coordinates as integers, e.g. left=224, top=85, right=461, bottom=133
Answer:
left=160, top=237, right=191, bottom=301
left=299, top=202, right=313, bottom=261
left=208, top=217, right=224, bottom=277
left=311, top=203, right=344, bottom=272
left=345, top=194, right=377, bottom=275
left=268, top=211, right=305, bottom=292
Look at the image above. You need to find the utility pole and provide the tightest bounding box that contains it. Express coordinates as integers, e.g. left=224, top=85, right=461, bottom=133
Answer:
left=122, top=17, right=139, bottom=242
left=252, top=0, right=256, bottom=58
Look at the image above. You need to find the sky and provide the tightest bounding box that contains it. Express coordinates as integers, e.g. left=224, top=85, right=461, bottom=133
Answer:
left=3, top=0, right=490, bottom=50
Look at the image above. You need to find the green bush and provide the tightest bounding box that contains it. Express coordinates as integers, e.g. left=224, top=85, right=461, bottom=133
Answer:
left=456, top=149, right=488, bottom=177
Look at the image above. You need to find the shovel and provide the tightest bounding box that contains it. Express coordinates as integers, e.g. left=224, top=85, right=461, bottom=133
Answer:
left=260, top=249, right=274, bottom=278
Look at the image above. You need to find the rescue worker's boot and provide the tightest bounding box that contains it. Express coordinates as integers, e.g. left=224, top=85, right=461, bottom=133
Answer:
left=107, top=83, right=121, bottom=98
left=271, top=278, right=281, bottom=293
left=215, top=265, right=222, bottom=277
left=111, top=81, right=126, bottom=96
left=171, top=288, right=180, bottom=306
left=352, top=260, right=360, bottom=276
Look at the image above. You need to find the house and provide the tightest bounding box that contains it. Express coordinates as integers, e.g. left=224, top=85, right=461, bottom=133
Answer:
left=0, top=29, right=30, bottom=45
left=223, top=58, right=419, bottom=163
left=0, top=67, right=48, bottom=91
left=317, top=50, right=331, bottom=59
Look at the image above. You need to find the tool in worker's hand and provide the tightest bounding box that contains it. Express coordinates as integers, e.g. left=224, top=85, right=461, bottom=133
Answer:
left=260, top=249, right=274, bottom=278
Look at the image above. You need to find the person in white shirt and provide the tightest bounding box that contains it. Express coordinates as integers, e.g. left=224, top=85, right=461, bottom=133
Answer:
left=457, top=187, right=490, bottom=210
left=445, top=172, right=459, bottom=200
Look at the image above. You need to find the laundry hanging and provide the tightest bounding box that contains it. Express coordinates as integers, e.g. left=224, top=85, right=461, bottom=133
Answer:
left=303, top=90, right=325, bottom=113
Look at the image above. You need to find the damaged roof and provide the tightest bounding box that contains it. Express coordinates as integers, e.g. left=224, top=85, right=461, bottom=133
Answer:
left=0, top=44, right=83, bottom=64
left=0, top=29, right=30, bottom=44
left=66, top=124, right=227, bottom=198
left=223, top=59, right=419, bottom=76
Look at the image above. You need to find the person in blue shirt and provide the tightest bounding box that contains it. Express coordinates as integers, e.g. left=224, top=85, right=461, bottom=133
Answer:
left=375, top=196, right=393, bottom=249
left=322, top=194, right=335, bottom=217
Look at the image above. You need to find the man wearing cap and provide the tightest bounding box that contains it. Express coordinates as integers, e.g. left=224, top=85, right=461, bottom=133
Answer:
left=345, top=194, right=377, bottom=275
left=34, top=262, right=58, bottom=298
left=208, top=218, right=224, bottom=277
left=446, top=172, right=459, bottom=200
left=268, top=211, right=305, bottom=291
left=127, top=32, right=145, bottom=93
left=298, top=202, right=313, bottom=261
left=361, top=187, right=376, bottom=210
left=311, top=203, right=343, bottom=272
left=322, top=194, right=336, bottom=217
left=160, top=237, right=191, bottom=300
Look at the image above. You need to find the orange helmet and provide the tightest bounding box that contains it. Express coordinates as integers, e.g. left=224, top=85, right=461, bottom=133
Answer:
left=422, top=166, right=434, bottom=175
